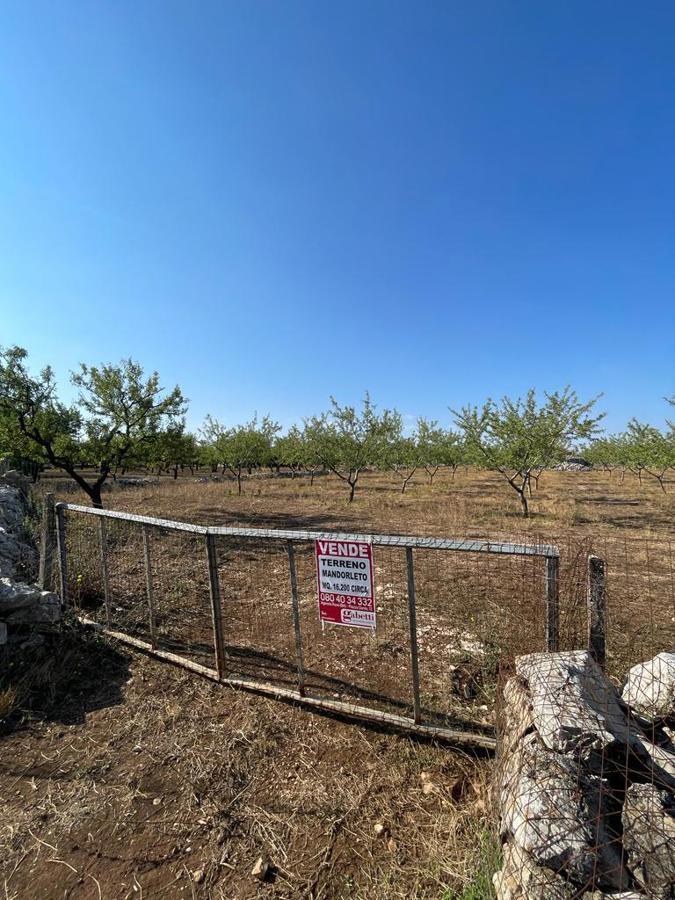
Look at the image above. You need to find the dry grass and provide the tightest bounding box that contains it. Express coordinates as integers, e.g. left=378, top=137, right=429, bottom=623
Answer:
left=0, top=631, right=493, bottom=899
left=40, top=465, right=674, bottom=540
left=4, top=466, right=670, bottom=898
left=0, top=686, right=17, bottom=721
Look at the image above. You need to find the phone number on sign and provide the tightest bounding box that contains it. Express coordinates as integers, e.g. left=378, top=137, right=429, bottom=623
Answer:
left=320, top=592, right=373, bottom=608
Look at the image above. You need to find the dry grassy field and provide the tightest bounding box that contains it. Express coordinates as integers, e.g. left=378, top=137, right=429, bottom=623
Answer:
left=1, top=467, right=673, bottom=899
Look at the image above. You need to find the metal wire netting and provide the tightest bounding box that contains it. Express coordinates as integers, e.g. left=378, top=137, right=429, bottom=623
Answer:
left=57, top=505, right=674, bottom=745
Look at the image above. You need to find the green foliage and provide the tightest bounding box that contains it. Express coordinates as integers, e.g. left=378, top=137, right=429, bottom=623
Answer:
left=587, top=412, right=675, bottom=492
left=441, top=829, right=500, bottom=900
left=143, top=425, right=199, bottom=476
left=2, top=346, right=672, bottom=509
left=201, top=414, right=281, bottom=493
left=0, top=346, right=186, bottom=506
left=304, top=393, right=401, bottom=501
left=453, top=387, right=603, bottom=517
left=272, top=425, right=306, bottom=474
left=416, top=418, right=465, bottom=483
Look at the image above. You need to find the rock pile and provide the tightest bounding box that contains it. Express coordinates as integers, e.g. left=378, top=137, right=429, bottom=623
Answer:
left=554, top=457, right=593, bottom=472
left=0, top=472, right=61, bottom=652
left=494, top=650, right=675, bottom=898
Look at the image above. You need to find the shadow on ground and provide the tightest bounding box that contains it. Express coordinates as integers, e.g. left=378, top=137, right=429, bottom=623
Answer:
left=0, top=623, right=131, bottom=735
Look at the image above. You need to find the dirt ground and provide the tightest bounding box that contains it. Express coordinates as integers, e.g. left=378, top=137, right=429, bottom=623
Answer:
left=1, top=626, right=491, bottom=900
left=41, top=464, right=675, bottom=540
left=2, top=466, right=673, bottom=898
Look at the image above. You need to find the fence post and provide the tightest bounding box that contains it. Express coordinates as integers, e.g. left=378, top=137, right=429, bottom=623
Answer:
left=587, top=555, right=606, bottom=670
left=38, top=492, right=55, bottom=591
left=205, top=533, right=226, bottom=679
left=55, top=503, right=68, bottom=606
left=98, top=517, right=112, bottom=626
left=545, top=555, right=559, bottom=652
left=287, top=541, right=306, bottom=697
left=142, top=526, right=157, bottom=648
left=405, top=547, right=422, bottom=725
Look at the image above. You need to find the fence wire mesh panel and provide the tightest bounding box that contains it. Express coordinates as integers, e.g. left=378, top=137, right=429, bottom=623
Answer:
left=149, top=527, right=215, bottom=669
left=413, top=547, right=549, bottom=728
left=495, top=648, right=675, bottom=897
left=64, top=507, right=102, bottom=609
left=213, top=535, right=298, bottom=688
left=297, top=542, right=415, bottom=720
left=56, top=504, right=571, bottom=744
left=596, top=534, right=675, bottom=679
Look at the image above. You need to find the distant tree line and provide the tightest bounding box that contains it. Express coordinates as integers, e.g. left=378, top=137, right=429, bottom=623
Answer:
left=1, top=346, right=673, bottom=516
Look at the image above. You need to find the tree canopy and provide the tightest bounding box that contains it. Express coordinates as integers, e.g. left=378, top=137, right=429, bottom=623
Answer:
left=453, top=387, right=603, bottom=516
left=0, top=346, right=186, bottom=506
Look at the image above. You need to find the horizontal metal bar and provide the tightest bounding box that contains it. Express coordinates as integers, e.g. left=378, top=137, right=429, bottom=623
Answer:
left=59, top=503, right=558, bottom=557
left=209, top=526, right=558, bottom=557
left=78, top=616, right=496, bottom=750
left=57, top=503, right=209, bottom=535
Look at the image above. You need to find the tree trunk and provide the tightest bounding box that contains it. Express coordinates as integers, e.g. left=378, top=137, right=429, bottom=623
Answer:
left=348, top=479, right=356, bottom=503
left=310, top=470, right=315, bottom=486
left=519, top=490, right=529, bottom=517
left=425, top=466, right=439, bottom=486
left=401, top=469, right=416, bottom=493
left=237, top=469, right=242, bottom=495
left=173, top=465, right=178, bottom=479
left=89, top=483, right=104, bottom=509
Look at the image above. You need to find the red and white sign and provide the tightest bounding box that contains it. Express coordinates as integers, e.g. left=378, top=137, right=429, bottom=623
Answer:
left=315, top=539, right=376, bottom=629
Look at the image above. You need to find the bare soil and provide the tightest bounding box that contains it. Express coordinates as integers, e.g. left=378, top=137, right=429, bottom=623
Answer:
left=1, top=626, right=490, bottom=900
left=2, top=466, right=673, bottom=898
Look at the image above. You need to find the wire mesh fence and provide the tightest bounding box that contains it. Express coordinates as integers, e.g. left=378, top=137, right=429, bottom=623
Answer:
left=491, top=534, right=675, bottom=898
left=494, top=648, right=675, bottom=898
left=43, top=499, right=675, bottom=896
left=55, top=503, right=563, bottom=746
left=53, top=502, right=674, bottom=751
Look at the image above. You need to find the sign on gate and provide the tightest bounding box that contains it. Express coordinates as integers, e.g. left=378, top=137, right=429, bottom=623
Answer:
left=315, top=539, right=376, bottom=629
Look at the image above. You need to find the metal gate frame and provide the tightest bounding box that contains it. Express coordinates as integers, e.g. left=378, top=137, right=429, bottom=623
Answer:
left=55, top=502, right=561, bottom=750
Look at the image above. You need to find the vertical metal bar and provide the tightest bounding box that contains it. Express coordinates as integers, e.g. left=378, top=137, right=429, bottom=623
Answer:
left=587, top=555, right=606, bottom=670
left=206, top=533, right=226, bottom=679
left=545, top=555, right=560, bottom=652
left=38, top=492, right=55, bottom=591
left=406, top=546, right=422, bottom=724
left=143, top=525, right=157, bottom=648
left=287, top=541, right=306, bottom=697
left=98, top=517, right=112, bottom=626
left=55, top=503, right=68, bottom=606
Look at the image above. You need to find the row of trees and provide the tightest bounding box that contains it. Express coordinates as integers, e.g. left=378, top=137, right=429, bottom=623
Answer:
left=1, top=346, right=673, bottom=516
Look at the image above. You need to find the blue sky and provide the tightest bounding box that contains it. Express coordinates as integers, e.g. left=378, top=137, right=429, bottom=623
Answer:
left=1, top=1, right=673, bottom=433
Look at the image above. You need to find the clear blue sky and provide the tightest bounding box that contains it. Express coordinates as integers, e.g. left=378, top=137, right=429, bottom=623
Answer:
left=1, top=1, right=673, bottom=433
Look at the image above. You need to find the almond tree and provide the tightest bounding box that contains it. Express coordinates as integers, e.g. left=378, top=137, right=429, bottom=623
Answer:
left=388, top=432, right=421, bottom=494
left=272, top=426, right=305, bottom=478
left=416, top=418, right=464, bottom=485
left=304, top=394, right=399, bottom=502
left=585, top=436, right=622, bottom=478
left=144, top=425, right=199, bottom=478
left=453, top=387, right=603, bottom=517
left=201, top=414, right=280, bottom=494
left=621, top=420, right=674, bottom=493
left=0, top=346, right=186, bottom=507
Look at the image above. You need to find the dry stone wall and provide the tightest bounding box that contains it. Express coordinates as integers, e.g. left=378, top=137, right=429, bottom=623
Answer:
left=0, top=472, right=61, bottom=651
left=495, top=650, right=675, bottom=898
